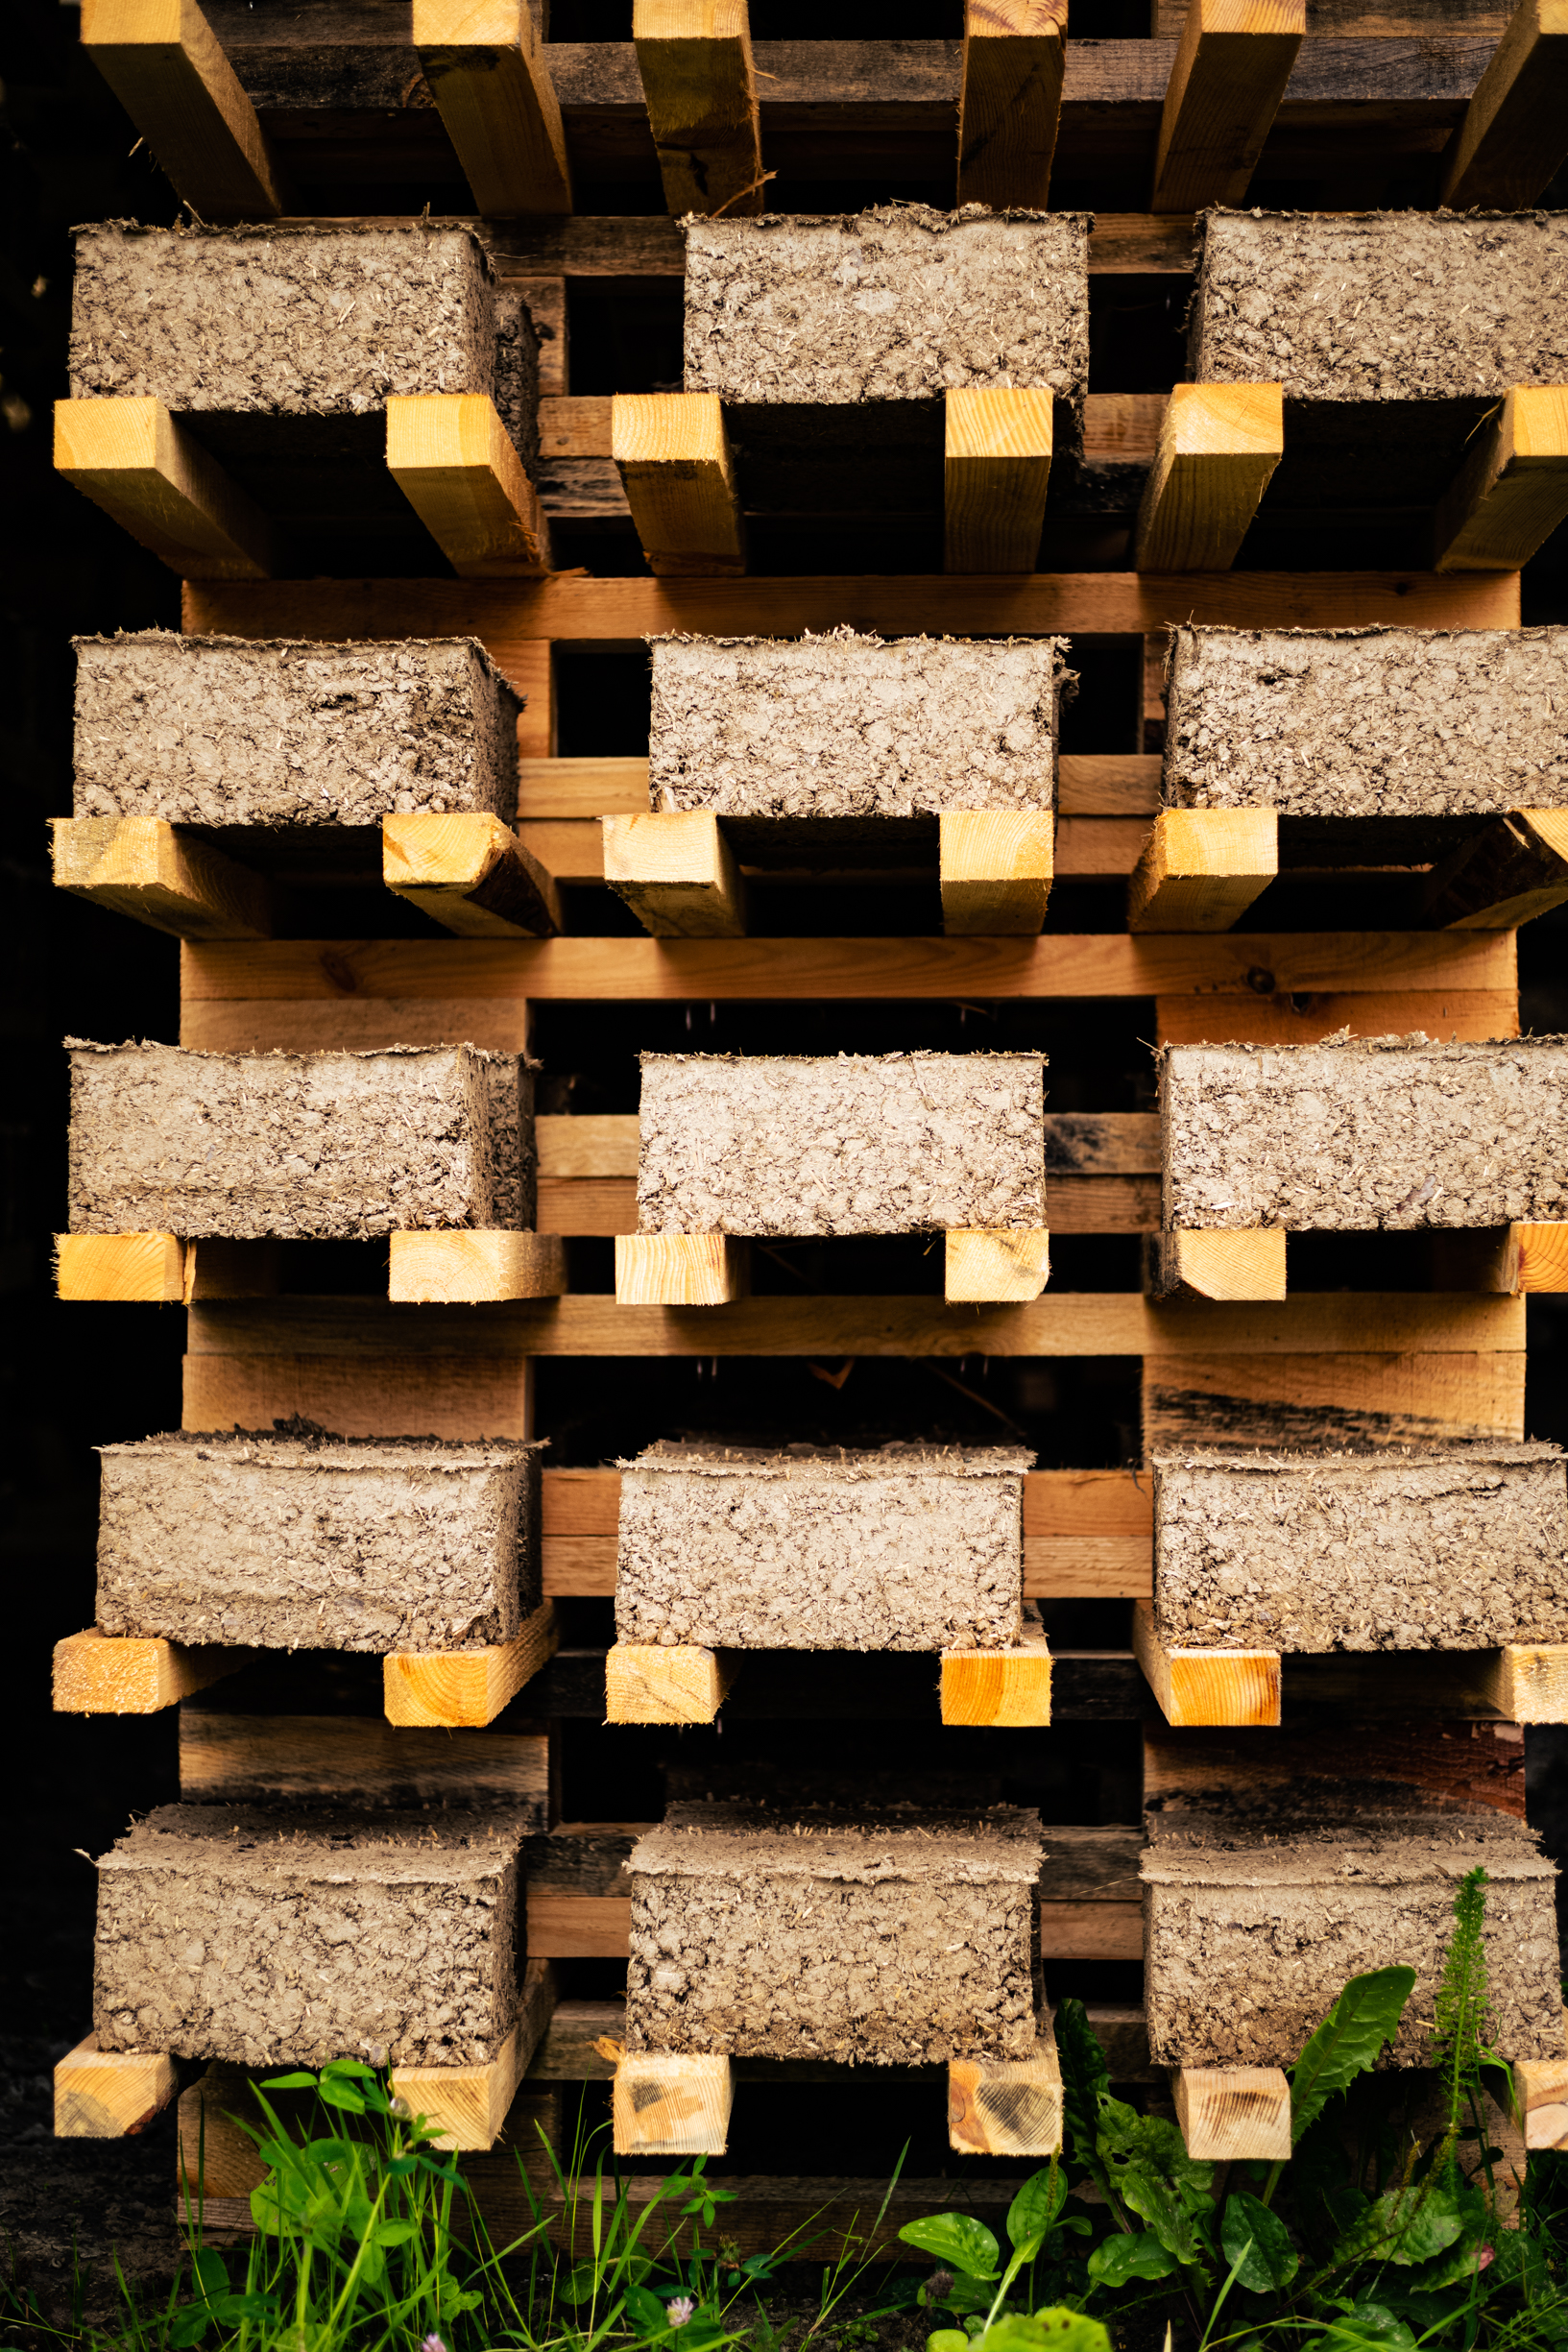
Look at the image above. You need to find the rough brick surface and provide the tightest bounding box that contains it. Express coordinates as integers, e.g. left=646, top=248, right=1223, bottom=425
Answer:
left=615, top=1442, right=1030, bottom=1651
left=648, top=631, right=1070, bottom=820
left=1163, top=627, right=1568, bottom=818
left=636, top=1053, right=1048, bottom=1236
left=96, top=1432, right=543, bottom=1652
left=67, top=1042, right=533, bottom=1239
left=624, top=1804, right=1045, bottom=2064
left=72, top=634, right=521, bottom=828
left=1144, top=1810, right=1562, bottom=2067
left=93, top=1804, right=525, bottom=2067
left=1161, top=1034, right=1568, bottom=1230
left=1153, top=1443, right=1568, bottom=1652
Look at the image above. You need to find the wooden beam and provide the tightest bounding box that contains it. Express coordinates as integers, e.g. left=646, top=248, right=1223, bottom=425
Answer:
left=1439, top=0, right=1568, bottom=207
left=1128, top=806, right=1277, bottom=932
left=519, top=755, right=653, bottom=818
left=383, top=1601, right=559, bottom=1727
left=56, top=1231, right=185, bottom=1302
left=383, top=812, right=562, bottom=938
left=602, top=811, right=747, bottom=935
left=1156, top=990, right=1518, bottom=1049
left=613, top=2051, right=733, bottom=2156
left=605, top=1643, right=737, bottom=1723
left=1173, top=2066, right=1292, bottom=2161
left=1515, top=2057, right=1568, bottom=2151
left=1470, top=1645, right=1568, bottom=1723
left=943, top=388, right=1053, bottom=573
left=945, top=1228, right=1051, bottom=1303
left=956, top=0, right=1067, bottom=208
left=55, top=2034, right=179, bottom=2141
left=57, top=398, right=274, bottom=579
left=1132, top=383, right=1284, bottom=571
left=412, top=0, right=573, bottom=216
left=385, top=395, right=548, bottom=576
left=941, top=1613, right=1053, bottom=1728
left=393, top=1961, right=557, bottom=2152
left=178, top=2064, right=268, bottom=2199
left=1150, top=0, right=1304, bottom=212
left=1423, top=809, right=1568, bottom=931
left=949, top=2021, right=1063, bottom=2156
left=634, top=0, right=763, bottom=219
left=538, top=1115, right=641, bottom=1176
left=54, top=1629, right=243, bottom=1715
left=1132, top=1603, right=1282, bottom=1726
left=387, top=1229, right=567, bottom=1303
left=612, top=394, right=746, bottom=577
left=1508, top=1224, right=1568, bottom=1293
left=1433, top=386, right=1568, bottom=573
left=615, top=1233, right=750, bottom=1305
left=80, top=0, right=282, bottom=220
left=1156, top=1228, right=1288, bottom=1302
left=52, top=816, right=270, bottom=942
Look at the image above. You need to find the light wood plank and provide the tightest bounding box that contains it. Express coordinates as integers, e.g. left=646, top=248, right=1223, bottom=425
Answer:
left=949, top=2019, right=1063, bottom=2156
left=1158, top=1228, right=1288, bottom=1301
left=1133, top=1602, right=1282, bottom=1726
left=612, top=393, right=746, bottom=576
left=56, top=1231, right=185, bottom=1302
left=1132, top=383, right=1284, bottom=571
left=938, top=809, right=1053, bottom=935
left=57, top=397, right=274, bottom=579
left=941, top=1613, right=1053, bottom=1727
left=177, top=2064, right=267, bottom=2198
left=603, top=811, right=747, bottom=935
left=1025, top=1536, right=1153, bottom=1599
left=1060, top=754, right=1164, bottom=816
left=956, top=0, right=1067, bottom=208
left=605, top=1642, right=736, bottom=1723
left=1508, top=1223, right=1568, bottom=1293
left=615, top=1232, right=750, bottom=1304
left=528, top=1891, right=635, bottom=1957
left=1433, top=386, right=1568, bottom=573
left=1129, top=806, right=1277, bottom=931
left=1439, top=0, right=1568, bottom=207
left=393, top=1961, right=558, bottom=2152
left=1143, top=1348, right=1524, bottom=1452
left=180, top=1709, right=551, bottom=1810
left=387, top=1229, right=567, bottom=1303
left=1155, top=989, right=1518, bottom=1048
left=52, top=816, right=270, bottom=942
left=538, top=1114, right=641, bottom=1176
left=186, top=1353, right=535, bottom=1437
left=412, top=0, right=572, bottom=216
left=634, top=0, right=763, bottom=219
left=55, top=2034, right=179, bottom=2141
left=944, top=387, right=1054, bottom=574
left=383, top=812, right=562, bottom=937
left=386, top=395, right=548, bottom=576
left=1515, top=2056, right=1568, bottom=2151
left=1174, top=2066, right=1292, bottom=2161
left=1150, top=0, right=1304, bottom=212
left=945, top=1227, right=1051, bottom=1302
left=516, top=819, right=605, bottom=883
left=81, top=0, right=282, bottom=220
left=383, top=1601, right=558, bottom=1727
left=54, top=1629, right=244, bottom=1714
left=519, top=755, right=652, bottom=817
left=538, top=1112, right=1148, bottom=1185
left=1474, top=1645, right=1568, bottom=1723
left=613, top=2051, right=733, bottom=2156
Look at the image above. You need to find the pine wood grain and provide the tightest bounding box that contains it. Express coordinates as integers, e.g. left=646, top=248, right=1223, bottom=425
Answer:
left=948, top=2021, right=1063, bottom=2156
left=56, top=1232, right=186, bottom=1302
left=1154, top=989, right=1518, bottom=1048
left=59, top=398, right=275, bottom=579
left=387, top=1230, right=567, bottom=1303
left=180, top=1708, right=552, bottom=1811
left=1515, top=2057, right=1568, bottom=2150
left=943, top=387, right=1054, bottom=573
left=1439, top=0, right=1568, bottom=206
left=1160, top=1229, right=1288, bottom=1302
left=612, top=393, right=746, bottom=576
left=1150, top=0, right=1304, bottom=211
left=1133, top=383, right=1285, bottom=571
left=1129, top=806, right=1278, bottom=932
left=383, top=812, right=563, bottom=938
left=1474, top=1645, right=1568, bottom=1723
left=1433, top=386, right=1568, bottom=574
left=1143, top=1347, right=1524, bottom=1452
left=615, top=1234, right=750, bottom=1304
left=945, top=1227, right=1052, bottom=1302
left=55, top=2035, right=180, bottom=2141
left=393, top=1961, right=558, bottom=2151
left=382, top=1602, right=558, bottom=1726
left=413, top=0, right=573, bottom=215
left=605, top=1643, right=737, bottom=1722
left=1174, top=2066, right=1292, bottom=2160
left=385, top=395, right=549, bottom=576
left=938, top=810, right=1053, bottom=934
left=1508, top=1223, right=1568, bottom=1293
left=603, top=811, right=748, bottom=935
left=183, top=1351, right=535, bottom=1438
left=519, top=755, right=653, bottom=816
left=613, top=2052, right=733, bottom=2156
left=941, top=1613, right=1053, bottom=1727
left=1144, top=1720, right=1529, bottom=1818
left=81, top=0, right=282, bottom=219
left=1134, top=1602, right=1282, bottom=1725
left=52, top=816, right=270, bottom=942
left=956, top=0, right=1067, bottom=207
left=633, top=0, right=763, bottom=218
left=55, top=1629, right=246, bottom=1715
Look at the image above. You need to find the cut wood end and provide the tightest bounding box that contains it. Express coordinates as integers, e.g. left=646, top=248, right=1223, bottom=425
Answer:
left=612, top=391, right=727, bottom=469
left=382, top=811, right=511, bottom=891
left=387, top=1227, right=567, bottom=1303
left=605, top=1641, right=732, bottom=1723
left=612, top=2052, right=733, bottom=2156
left=1168, top=380, right=1285, bottom=458
left=56, top=1230, right=186, bottom=1301
left=1164, top=1226, right=1288, bottom=1301
left=615, top=1232, right=748, bottom=1304
left=949, top=2030, right=1063, bottom=2156
left=55, top=2036, right=179, bottom=2141
left=945, top=1226, right=1050, bottom=1302
left=1174, top=2066, right=1291, bottom=2161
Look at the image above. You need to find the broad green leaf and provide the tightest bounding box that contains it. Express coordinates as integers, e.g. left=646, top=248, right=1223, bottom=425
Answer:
left=1098, top=2107, right=1214, bottom=2267
left=1337, top=2184, right=1467, bottom=2269
left=1290, top=1969, right=1416, bottom=2145
left=259, top=2072, right=318, bottom=2090
left=1314, top=2302, right=1418, bottom=2351
left=1008, top=2167, right=1067, bottom=2253
left=899, top=2216, right=1001, bottom=2278
left=321, top=2057, right=377, bottom=2078
left=316, top=2077, right=368, bottom=2113
left=167, top=2305, right=210, bottom=2348
left=982, top=2309, right=1113, bottom=2352
left=1053, top=2000, right=1110, bottom=2166
left=371, top=2219, right=417, bottom=2247
left=189, top=2248, right=228, bottom=2302
left=1222, top=2192, right=1299, bottom=2292
left=1086, top=2232, right=1179, bottom=2287
left=623, top=2284, right=671, bottom=2337
left=928, top=2332, right=970, bottom=2352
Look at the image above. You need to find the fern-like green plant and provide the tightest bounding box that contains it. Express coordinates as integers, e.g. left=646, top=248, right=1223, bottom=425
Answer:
left=1433, top=1863, right=1492, bottom=2140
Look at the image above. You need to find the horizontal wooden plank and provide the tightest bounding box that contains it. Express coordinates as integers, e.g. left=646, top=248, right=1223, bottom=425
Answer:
left=542, top=1467, right=620, bottom=1533
left=1143, top=1348, right=1525, bottom=1449
left=525, top=1892, right=1143, bottom=1961
left=539, top=1531, right=1154, bottom=1598
left=483, top=209, right=1197, bottom=278
left=179, top=1709, right=551, bottom=1811
left=535, top=1172, right=1160, bottom=1235
left=180, top=931, right=1514, bottom=1016
left=541, top=394, right=1169, bottom=469
left=1155, top=988, right=1518, bottom=1046
left=184, top=571, right=1520, bottom=652
left=511, top=811, right=1152, bottom=881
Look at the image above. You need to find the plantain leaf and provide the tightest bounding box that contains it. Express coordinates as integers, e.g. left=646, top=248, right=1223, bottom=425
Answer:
left=898, top=2215, right=1001, bottom=2278
left=1290, top=1969, right=1416, bottom=2144
left=1221, top=2193, right=1298, bottom=2292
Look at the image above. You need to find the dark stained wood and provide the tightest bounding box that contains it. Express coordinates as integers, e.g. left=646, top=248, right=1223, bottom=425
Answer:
left=1144, top=1721, right=1528, bottom=1817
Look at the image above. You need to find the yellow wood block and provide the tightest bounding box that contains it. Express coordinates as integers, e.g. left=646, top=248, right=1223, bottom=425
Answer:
left=1477, top=1645, right=1568, bottom=1723
left=941, top=1616, right=1053, bottom=1727
left=944, top=387, right=1054, bottom=573
left=606, top=1642, right=736, bottom=1723
left=382, top=1602, right=559, bottom=1727
left=1128, top=805, right=1278, bottom=931
left=634, top=0, right=763, bottom=219
left=949, top=2023, right=1063, bottom=2156
left=54, top=1629, right=244, bottom=1715
left=383, top=812, right=563, bottom=938
left=945, top=1227, right=1051, bottom=1302
left=1161, top=1228, right=1288, bottom=1301
left=177, top=2064, right=268, bottom=2199
left=1174, top=2066, right=1292, bottom=2161
left=1435, top=386, right=1568, bottom=573
left=1150, top=0, right=1304, bottom=213
left=55, top=396, right=274, bottom=578
left=602, top=811, right=747, bottom=935
left=1508, top=1222, right=1568, bottom=1293
left=56, top=1231, right=185, bottom=1302
left=537, top=1114, right=641, bottom=1177
left=615, top=1232, right=750, bottom=1304
left=385, top=394, right=548, bottom=575
left=1516, top=2055, right=1568, bottom=2151
left=518, top=755, right=653, bottom=817
left=393, top=1960, right=557, bottom=2151
left=1440, top=0, right=1568, bottom=208
left=956, top=0, right=1067, bottom=209
left=613, top=2051, right=733, bottom=2155
left=1132, top=383, right=1284, bottom=571
left=56, top=2034, right=179, bottom=2140
left=81, top=0, right=282, bottom=219
left=412, top=0, right=572, bottom=215
left=52, top=816, right=270, bottom=941
left=939, top=810, right=1054, bottom=935
left=612, top=393, right=746, bottom=576
left=388, top=1229, right=567, bottom=1303
left=1133, top=1602, right=1282, bottom=1727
